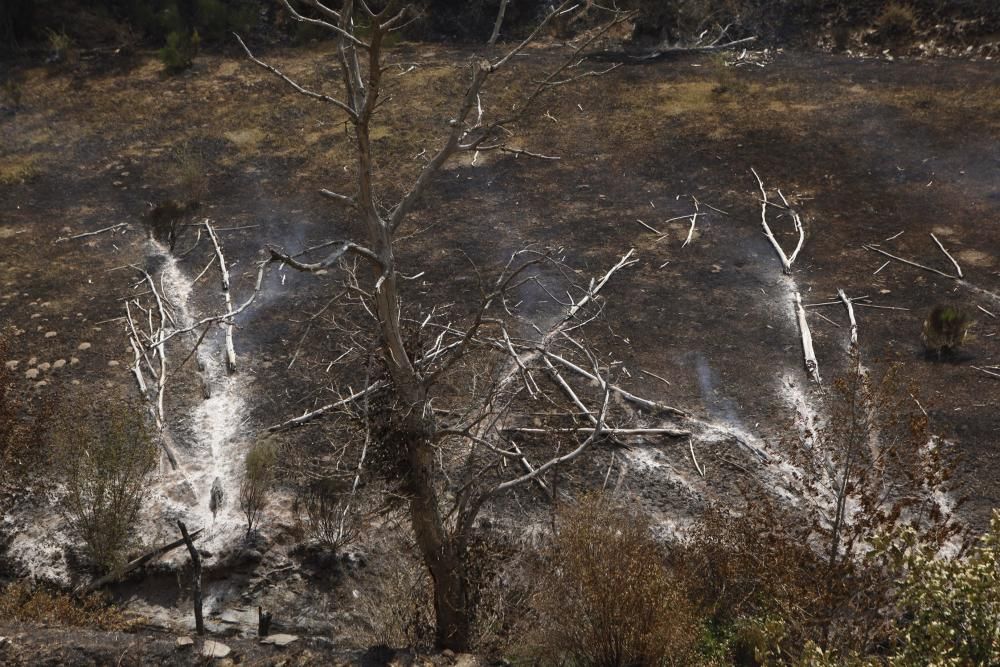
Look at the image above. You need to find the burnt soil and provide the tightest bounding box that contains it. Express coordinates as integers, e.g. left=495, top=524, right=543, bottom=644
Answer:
left=1, top=42, right=999, bottom=656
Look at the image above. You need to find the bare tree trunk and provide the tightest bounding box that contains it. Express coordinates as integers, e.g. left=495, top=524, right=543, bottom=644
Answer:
left=406, top=428, right=470, bottom=651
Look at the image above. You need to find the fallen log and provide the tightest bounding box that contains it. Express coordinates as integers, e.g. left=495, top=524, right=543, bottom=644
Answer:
left=80, top=528, right=203, bottom=593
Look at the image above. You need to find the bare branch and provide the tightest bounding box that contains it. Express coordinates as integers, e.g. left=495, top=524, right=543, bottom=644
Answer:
left=279, top=0, right=369, bottom=49
left=492, top=385, right=611, bottom=495
left=235, top=33, right=358, bottom=120
left=269, top=241, right=383, bottom=272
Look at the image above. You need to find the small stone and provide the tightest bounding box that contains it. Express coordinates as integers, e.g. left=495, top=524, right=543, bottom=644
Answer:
left=77, top=342, right=91, bottom=351
left=24, top=368, right=39, bottom=380
left=34, top=381, right=47, bottom=388
left=108, top=360, right=119, bottom=367
left=30, top=313, right=41, bottom=319
left=28, top=357, right=36, bottom=366
left=70, top=357, right=79, bottom=365
left=37, top=362, right=51, bottom=372
left=176, top=636, right=194, bottom=648
left=52, top=359, right=66, bottom=369
left=201, top=640, right=231, bottom=658
left=4, top=360, right=17, bottom=370
left=44, top=331, right=57, bottom=338
left=71, top=379, right=80, bottom=385
left=261, top=634, right=299, bottom=647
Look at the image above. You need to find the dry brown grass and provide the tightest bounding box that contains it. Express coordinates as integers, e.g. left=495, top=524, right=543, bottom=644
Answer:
left=0, top=583, right=139, bottom=631
left=528, top=495, right=703, bottom=666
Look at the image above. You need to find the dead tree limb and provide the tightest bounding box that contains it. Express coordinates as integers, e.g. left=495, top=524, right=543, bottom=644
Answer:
left=929, top=233, right=964, bottom=279
left=752, top=168, right=804, bottom=274
left=505, top=426, right=691, bottom=437
left=794, top=291, right=821, bottom=383
left=80, top=528, right=202, bottom=593
left=489, top=0, right=511, bottom=45
left=205, top=221, right=237, bottom=373
left=863, top=245, right=956, bottom=280
left=54, top=223, right=128, bottom=243
left=838, top=289, right=858, bottom=350
left=177, top=521, right=204, bottom=635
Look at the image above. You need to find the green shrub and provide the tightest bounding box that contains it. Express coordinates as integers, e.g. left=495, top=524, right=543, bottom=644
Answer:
left=890, top=512, right=1000, bottom=665
left=44, top=27, right=75, bottom=64
left=158, top=29, right=200, bottom=74
left=239, top=439, right=277, bottom=536
left=51, top=401, right=159, bottom=573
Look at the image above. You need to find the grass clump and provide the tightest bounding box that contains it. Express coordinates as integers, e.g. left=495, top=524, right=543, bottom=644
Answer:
left=0, top=155, right=41, bottom=185
left=922, top=304, right=973, bottom=358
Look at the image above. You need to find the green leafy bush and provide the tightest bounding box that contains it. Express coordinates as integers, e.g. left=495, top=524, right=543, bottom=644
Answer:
left=239, top=438, right=277, bottom=536
left=51, top=401, right=158, bottom=573
left=891, top=512, right=1000, bottom=665
left=159, top=29, right=200, bottom=74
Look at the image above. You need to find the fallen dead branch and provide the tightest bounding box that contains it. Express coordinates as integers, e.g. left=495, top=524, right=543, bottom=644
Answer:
left=80, top=528, right=202, bottom=593
left=53, top=223, right=128, bottom=243
left=682, top=198, right=701, bottom=248
left=864, top=244, right=956, bottom=280
left=689, top=438, right=705, bottom=477
left=794, top=291, right=821, bottom=383
left=585, top=35, right=757, bottom=63
left=505, top=426, right=691, bottom=437
left=838, top=288, right=858, bottom=349
left=972, top=366, right=1000, bottom=380
left=752, top=168, right=804, bottom=274
left=930, top=233, right=963, bottom=279
left=205, top=221, right=237, bottom=373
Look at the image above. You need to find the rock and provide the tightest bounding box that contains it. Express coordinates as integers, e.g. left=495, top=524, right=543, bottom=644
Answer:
left=52, top=359, right=66, bottom=369
left=37, top=362, right=50, bottom=371
left=70, top=357, right=79, bottom=365
left=261, top=634, right=299, bottom=647
left=44, top=331, right=57, bottom=338
left=219, top=610, right=244, bottom=624
left=176, top=636, right=194, bottom=648
left=28, top=357, right=37, bottom=365
left=201, top=640, right=231, bottom=658
left=24, top=368, right=39, bottom=380
left=108, top=360, right=119, bottom=367
left=77, top=342, right=91, bottom=351
left=4, top=360, right=17, bottom=370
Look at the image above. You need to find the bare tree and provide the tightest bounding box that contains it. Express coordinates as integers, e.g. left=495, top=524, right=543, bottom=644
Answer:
left=225, top=1, right=654, bottom=650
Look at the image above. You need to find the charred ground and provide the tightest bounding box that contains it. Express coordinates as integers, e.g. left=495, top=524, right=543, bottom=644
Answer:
left=0, top=37, right=998, bottom=660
